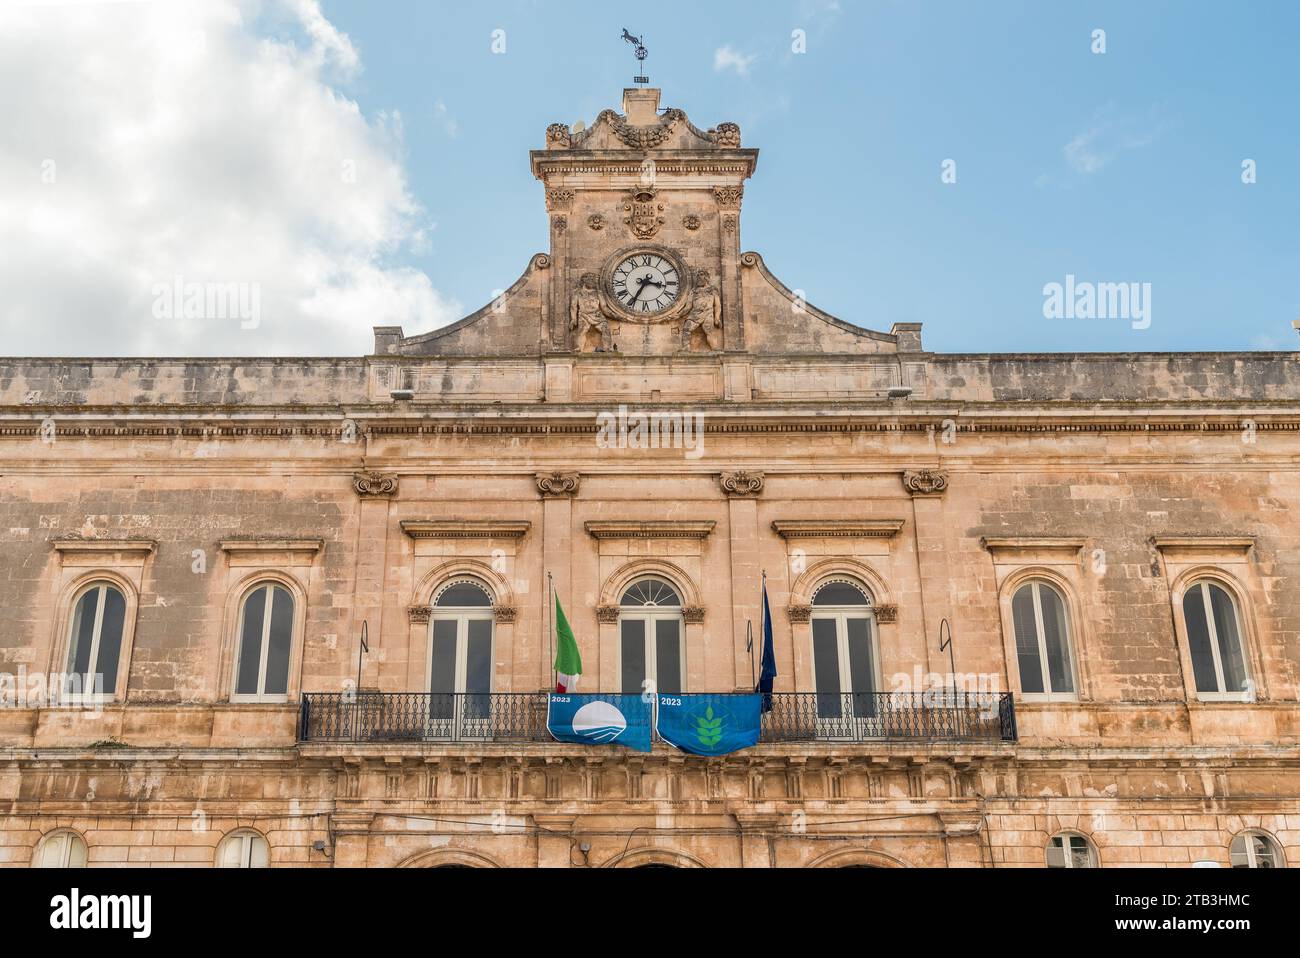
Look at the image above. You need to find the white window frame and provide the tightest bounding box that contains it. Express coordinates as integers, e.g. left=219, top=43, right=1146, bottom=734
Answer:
left=1230, top=831, right=1283, bottom=868
left=230, top=582, right=295, bottom=703
left=1183, top=580, right=1251, bottom=702
left=1011, top=580, right=1079, bottom=703
left=33, top=830, right=88, bottom=868
left=427, top=580, right=496, bottom=696
left=63, top=581, right=128, bottom=703
left=217, top=830, right=269, bottom=868
left=618, top=578, right=686, bottom=695
left=808, top=579, right=881, bottom=724
left=1046, top=832, right=1096, bottom=868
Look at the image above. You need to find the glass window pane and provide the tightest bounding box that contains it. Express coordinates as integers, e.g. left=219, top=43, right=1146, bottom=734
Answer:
left=66, top=588, right=99, bottom=677
left=94, top=587, right=126, bottom=693
left=813, top=581, right=868, bottom=606
left=435, top=582, right=492, bottom=607
left=1068, top=836, right=1092, bottom=868
left=235, top=586, right=267, bottom=695
left=1012, top=586, right=1044, bottom=694
left=1183, top=586, right=1220, bottom=692
left=621, top=579, right=680, bottom=607
left=249, top=835, right=269, bottom=868
left=465, top=619, right=493, bottom=695
left=620, top=619, right=646, bottom=695
left=1229, top=836, right=1250, bottom=868
left=1208, top=585, right=1248, bottom=694
left=429, top=619, right=458, bottom=695
left=66, top=834, right=88, bottom=868
left=1038, top=586, right=1074, bottom=694
left=1045, top=836, right=1066, bottom=868
left=812, top=617, right=842, bottom=718
left=845, top=616, right=876, bottom=716
left=655, top=618, right=682, bottom=694
left=261, top=586, right=293, bottom=695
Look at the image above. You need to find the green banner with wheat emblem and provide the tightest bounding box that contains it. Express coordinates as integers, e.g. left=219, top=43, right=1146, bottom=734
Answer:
left=655, top=693, right=762, bottom=756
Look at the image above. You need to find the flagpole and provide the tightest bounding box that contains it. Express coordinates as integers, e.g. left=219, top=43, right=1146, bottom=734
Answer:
left=547, top=572, right=554, bottom=693
left=746, top=620, right=755, bottom=689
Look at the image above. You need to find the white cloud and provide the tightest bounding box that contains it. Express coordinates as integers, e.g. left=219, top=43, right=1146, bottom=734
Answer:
left=713, top=45, right=757, bottom=77
left=0, top=0, right=458, bottom=356
left=1062, top=106, right=1163, bottom=176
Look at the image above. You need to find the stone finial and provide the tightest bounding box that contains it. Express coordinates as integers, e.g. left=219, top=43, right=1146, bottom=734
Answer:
left=787, top=604, right=812, bottom=623
left=719, top=471, right=764, bottom=497
left=710, top=122, right=741, bottom=148
left=353, top=471, right=398, bottom=497
left=902, top=469, right=949, bottom=496
left=535, top=472, right=581, bottom=497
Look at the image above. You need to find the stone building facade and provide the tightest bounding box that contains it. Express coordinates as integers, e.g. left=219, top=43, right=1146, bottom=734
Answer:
left=1, top=88, right=1298, bottom=869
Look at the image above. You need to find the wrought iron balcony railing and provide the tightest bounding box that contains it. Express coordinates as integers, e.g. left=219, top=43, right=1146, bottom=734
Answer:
left=299, top=691, right=1016, bottom=745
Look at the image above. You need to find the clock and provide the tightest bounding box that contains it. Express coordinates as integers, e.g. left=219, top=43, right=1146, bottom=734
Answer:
left=609, top=252, right=682, bottom=315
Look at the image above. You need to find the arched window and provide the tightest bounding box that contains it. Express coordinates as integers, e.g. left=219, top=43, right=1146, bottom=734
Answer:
left=1046, top=832, right=1096, bottom=868
left=232, top=582, right=295, bottom=701
left=216, top=829, right=269, bottom=868
left=1230, top=831, right=1283, bottom=868
left=33, top=830, right=87, bottom=868
left=1011, top=580, right=1076, bottom=698
left=428, top=578, right=495, bottom=735
left=619, top=577, right=683, bottom=695
left=810, top=578, right=878, bottom=725
left=64, top=581, right=128, bottom=698
left=1182, top=580, right=1250, bottom=699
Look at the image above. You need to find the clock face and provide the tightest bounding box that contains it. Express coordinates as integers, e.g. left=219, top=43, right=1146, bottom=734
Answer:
left=610, top=253, right=681, bottom=314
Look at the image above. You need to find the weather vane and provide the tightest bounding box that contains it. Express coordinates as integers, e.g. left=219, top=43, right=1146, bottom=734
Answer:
left=621, top=28, right=649, bottom=85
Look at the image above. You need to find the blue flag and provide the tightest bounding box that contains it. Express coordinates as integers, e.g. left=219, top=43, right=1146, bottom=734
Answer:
left=756, top=578, right=777, bottom=712
left=547, top=693, right=652, bottom=753
left=656, top=693, right=762, bottom=756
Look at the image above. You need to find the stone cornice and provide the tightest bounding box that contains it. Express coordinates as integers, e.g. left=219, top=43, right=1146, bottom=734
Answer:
left=584, top=520, right=715, bottom=540
left=400, top=520, right=531, bottom=539
left=51, top=538, right=156, bottom=557
left=981, top=537, right=1086, bottom=561
left=1151, top=535, right=1254, bottom=557
left=771, top=519, right=905, bottom=539
left=219, top=538, right=323, bottom=555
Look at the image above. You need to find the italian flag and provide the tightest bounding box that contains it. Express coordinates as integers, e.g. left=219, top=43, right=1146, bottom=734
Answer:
left=553, top=594, right=583, bottom=693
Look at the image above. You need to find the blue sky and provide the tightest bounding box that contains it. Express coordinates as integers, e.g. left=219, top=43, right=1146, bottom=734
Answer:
left=319, top=0, right=1300, bottom=353
left=2, top=0, right=1295, bottom=356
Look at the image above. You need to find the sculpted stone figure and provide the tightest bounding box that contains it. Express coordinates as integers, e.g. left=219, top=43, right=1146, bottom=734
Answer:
left=570, top=273, right=613, bottom=351
left=680, top=270, right=722, bottom=351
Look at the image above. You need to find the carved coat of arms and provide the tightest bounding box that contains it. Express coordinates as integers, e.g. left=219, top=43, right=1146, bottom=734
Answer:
left=624, top=188, right=665, bottom=239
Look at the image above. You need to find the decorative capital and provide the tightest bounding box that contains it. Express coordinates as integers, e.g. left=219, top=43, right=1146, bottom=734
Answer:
left=595, top=604, right=621, bottom=624
left=545, top=187, right=575, bottom=210
left=719, top=471, right=764, bottom=497
left=713, top=185, right=744, bottom=209
left=902, top=469, right=948, bottom=497
left=873, top=604, right=898, bottom=624
left=353, top=471, right=398, bottom=497
left=493, top=605, right=518, bottom=624
left=682, top=606, right=705, bottom=624
left=535, top=472, right=581, bottom=497
left=787, top=604, right=812, bottom=623
left=408, top=605, right=432, bottom=624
